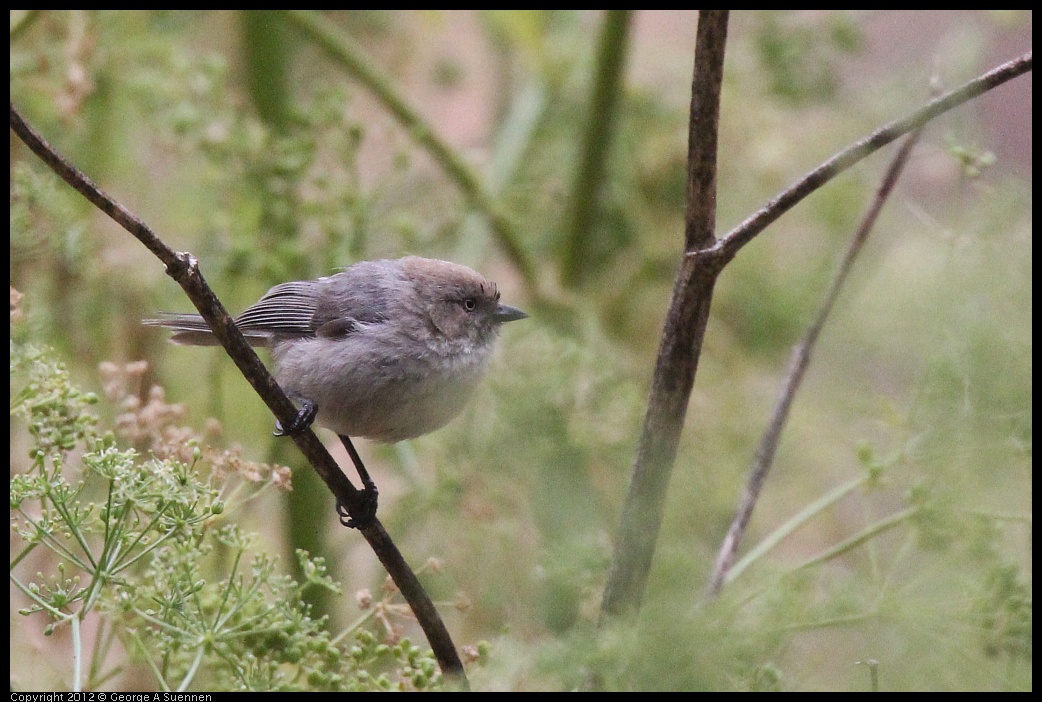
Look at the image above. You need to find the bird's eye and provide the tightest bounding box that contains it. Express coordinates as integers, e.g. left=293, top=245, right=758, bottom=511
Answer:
left=463, top=298, right=477, bottom=311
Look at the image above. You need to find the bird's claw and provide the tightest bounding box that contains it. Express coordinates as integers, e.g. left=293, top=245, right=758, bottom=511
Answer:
left=273, top=400, right=318, bottom=436
left=337, top=487, right=379, bottom=529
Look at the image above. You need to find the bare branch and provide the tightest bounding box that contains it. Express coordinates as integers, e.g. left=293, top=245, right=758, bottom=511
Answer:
left=707, top=127, right=924, bottom=597
left=598, top=10, right=730, bottom=622
left=595, top=43, right=1032, bottom=626
left=714, top=51, right=1032, bottom=261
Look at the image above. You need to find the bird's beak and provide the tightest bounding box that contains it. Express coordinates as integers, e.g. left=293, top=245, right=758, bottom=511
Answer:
left=494, top=304, right=528, bottom=323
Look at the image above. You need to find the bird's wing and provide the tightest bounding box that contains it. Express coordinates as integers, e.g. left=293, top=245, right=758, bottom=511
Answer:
left=233, top=281, right=321, bottom=337
left=310, top=263, right=399, bottom=339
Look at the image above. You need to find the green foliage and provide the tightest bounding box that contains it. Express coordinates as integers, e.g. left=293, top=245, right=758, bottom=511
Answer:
left=975, top=564, right=1032, bottom=660
left=10, top=333, right=444, bottom=691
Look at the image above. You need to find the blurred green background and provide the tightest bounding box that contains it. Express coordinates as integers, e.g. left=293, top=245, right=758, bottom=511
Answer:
left=10, top=10, right=1031, bottom=691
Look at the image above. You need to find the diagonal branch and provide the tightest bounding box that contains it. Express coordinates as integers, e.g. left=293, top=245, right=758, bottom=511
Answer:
left=707, top=126, right=925, bottom=597
left=714, top=51, right=1032, bottom=262
left=10, top=101, right=468, bottom=686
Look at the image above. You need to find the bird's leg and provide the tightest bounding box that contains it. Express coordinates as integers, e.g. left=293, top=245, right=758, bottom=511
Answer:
left=270, top=394, right=378, bottom=528
left=336, top=433, right=379, bottom=529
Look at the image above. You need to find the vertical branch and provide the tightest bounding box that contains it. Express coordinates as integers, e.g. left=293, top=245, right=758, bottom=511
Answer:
left=682, top=13, right=726, bottom=254
left=598, top=10, right=729, bottom=620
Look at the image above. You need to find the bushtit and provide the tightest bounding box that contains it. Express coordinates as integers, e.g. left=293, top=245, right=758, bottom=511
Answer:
left=145, top=256, right=527, bottom=443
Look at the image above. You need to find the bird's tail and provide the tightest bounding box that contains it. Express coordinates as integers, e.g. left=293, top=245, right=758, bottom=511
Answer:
left=142, top=313, right=270, bottom=347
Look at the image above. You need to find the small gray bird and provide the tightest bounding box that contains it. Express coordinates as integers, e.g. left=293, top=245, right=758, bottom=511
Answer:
left=145, top=256, right=527, bottom=443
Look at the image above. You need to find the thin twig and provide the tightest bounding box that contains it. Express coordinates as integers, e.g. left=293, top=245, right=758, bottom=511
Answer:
left=10, top=102, right=468, bottom=686
left=706, top=127, right=925, bottom=596
left=594, top=45, right=1031, bottom=623
left=701, top=53, right=1029, bottom=593
left=712, top=51, right=1032, bottom=263
left=720, top=474, right=868, bottom=589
